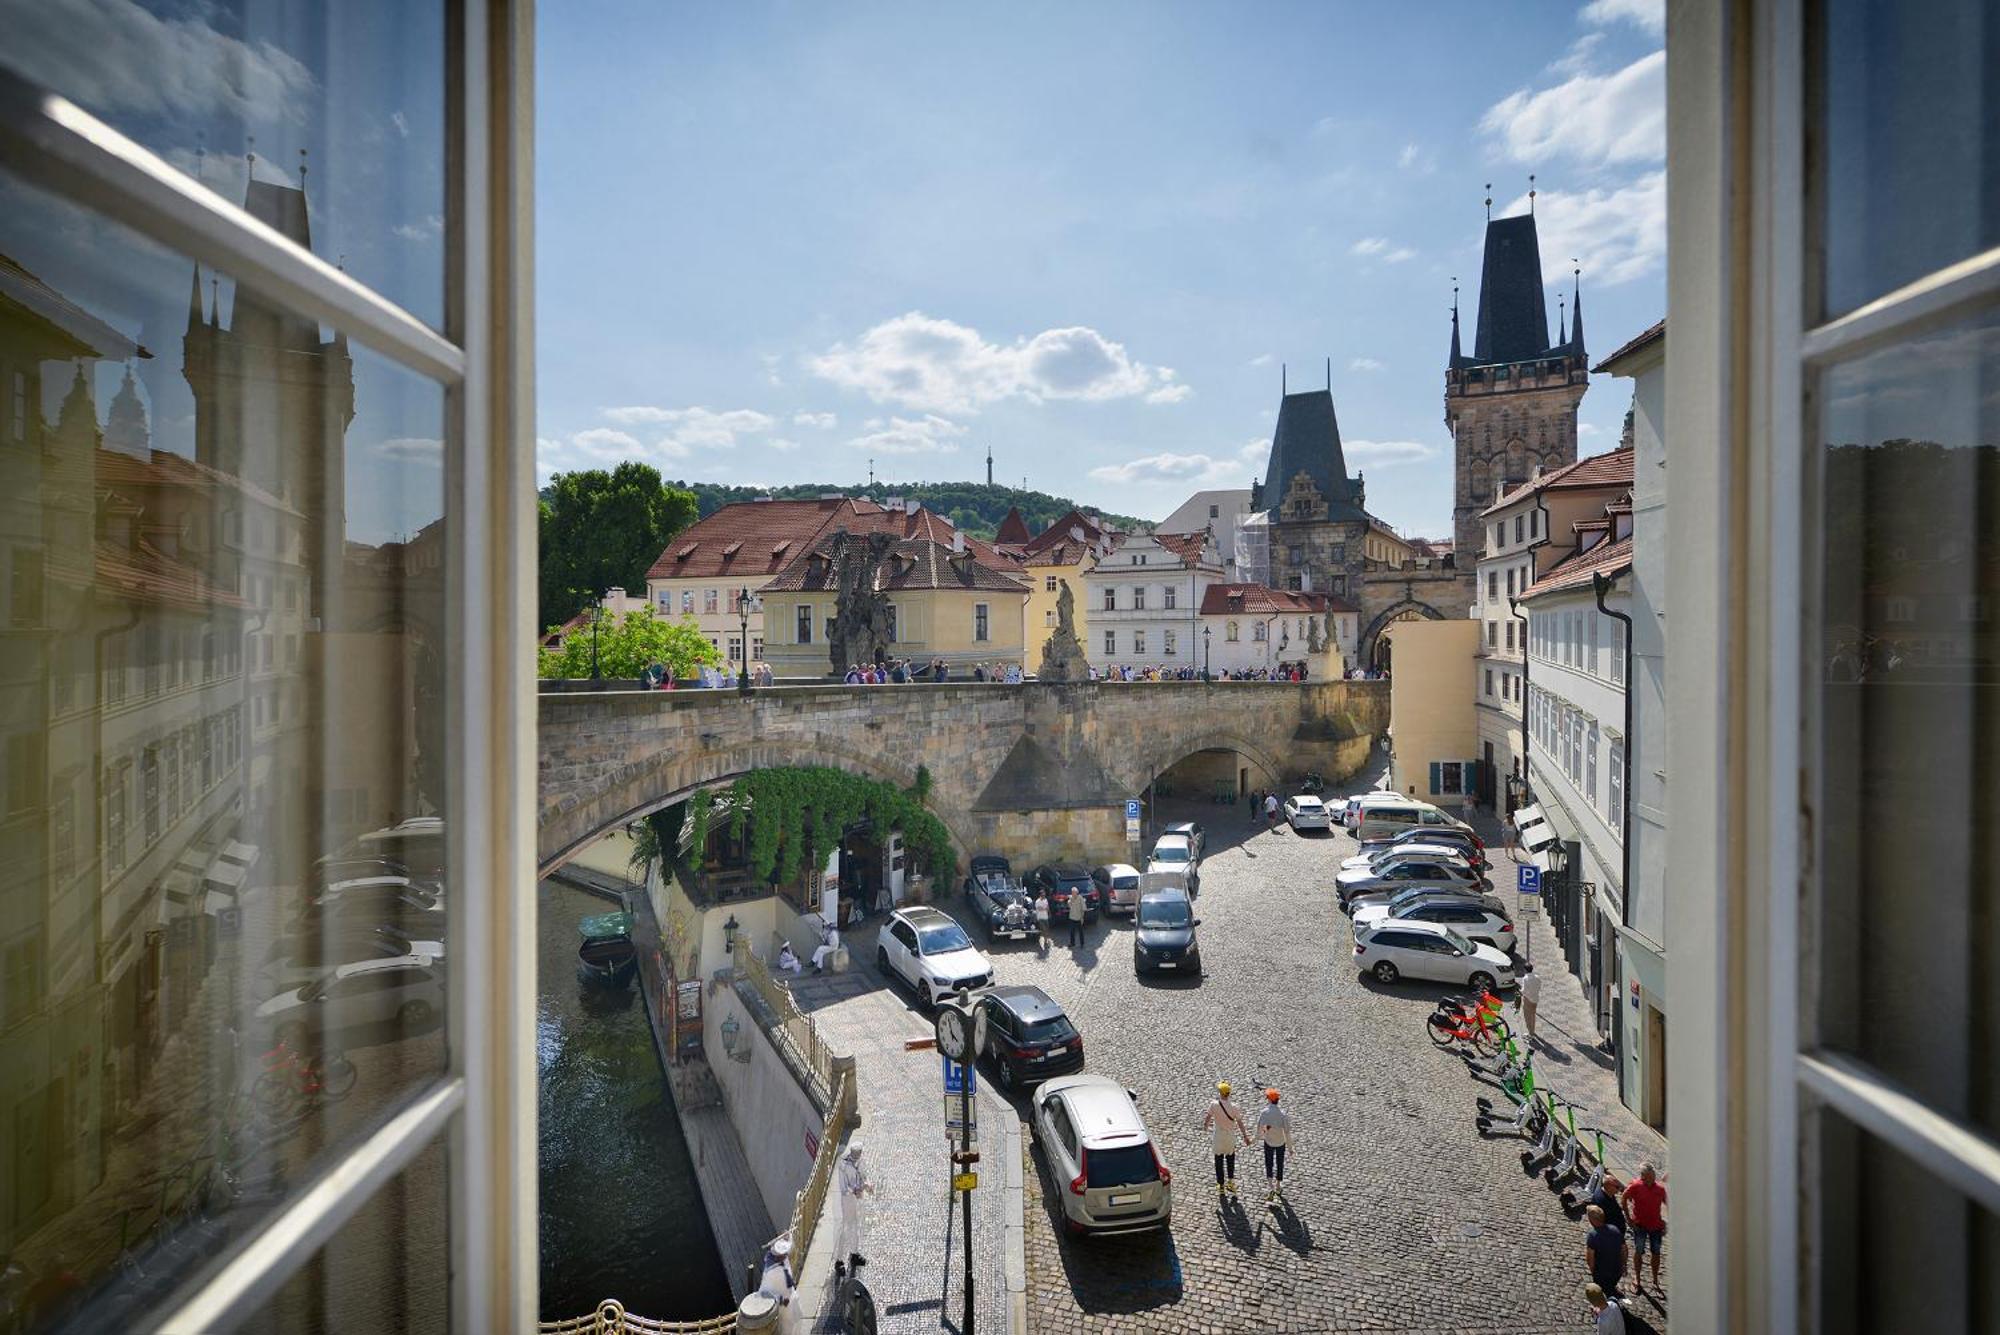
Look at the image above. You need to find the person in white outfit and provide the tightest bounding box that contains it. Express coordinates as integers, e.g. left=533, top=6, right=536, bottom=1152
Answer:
left=838, top=1140, right=876, bottom=1265
left=812, top=922, right=840, bottom=972
left=1201, top=1081, right=1253, bottom=1195
left=1256, top=1087, right=1293, bottom=1203
left=776, top=942, right=803, bottom=976
left=757, top=1235, right=796, bottom=1332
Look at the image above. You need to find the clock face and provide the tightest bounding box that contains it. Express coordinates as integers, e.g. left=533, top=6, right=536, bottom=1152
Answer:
left=935, top=1006, right=969, bottom=1059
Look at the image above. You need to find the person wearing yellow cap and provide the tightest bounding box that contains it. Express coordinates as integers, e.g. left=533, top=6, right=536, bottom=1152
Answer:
left=1256, top=1087, right=1293, bottom=1205
left=1201, top=1080, right=1252, bottom=1196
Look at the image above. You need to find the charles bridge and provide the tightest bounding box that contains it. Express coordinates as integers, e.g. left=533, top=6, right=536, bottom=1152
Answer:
left=537, top=679, right=1389, bottom=874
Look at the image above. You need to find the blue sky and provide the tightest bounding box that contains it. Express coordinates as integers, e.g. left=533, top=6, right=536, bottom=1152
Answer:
left=536, top=0, right=1666, bottom=537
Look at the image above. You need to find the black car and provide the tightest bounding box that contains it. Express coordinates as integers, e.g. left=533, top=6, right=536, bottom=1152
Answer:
left=1133, top=890, right=1201, bottom=975
left=966, top=853, right=1013, bottom=882
left=977, top=985, right=1085, bottom=1090
left=965, top=869, right=1034, bottom=942
left=1029, top=863, right=1100, bottom=920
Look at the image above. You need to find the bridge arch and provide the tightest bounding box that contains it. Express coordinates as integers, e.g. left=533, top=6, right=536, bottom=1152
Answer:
left=1121, top=728, right=1290, bottom=799
left=537, top=734, right=977, bottom=877
left=1359, top=599, right=1447, bottom=670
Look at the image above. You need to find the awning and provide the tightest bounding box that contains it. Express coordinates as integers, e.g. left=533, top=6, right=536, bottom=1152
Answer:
left=1513, top=803, right=1545, bottom=828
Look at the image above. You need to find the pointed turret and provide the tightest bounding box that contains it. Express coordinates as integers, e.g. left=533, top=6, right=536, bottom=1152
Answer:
left=52, top=364, right=98, bottom=451
left=1567, top=265, right=1586, bottom=357
left=994, top=506, right=1032, bottom=547
left=1449, top=283, right=1464, bottom=369
left=104, top=364, right=152, bottom=459
left=1470, top=213, right=1552, bottom=365
left=187, top=264, right=205, bottom=332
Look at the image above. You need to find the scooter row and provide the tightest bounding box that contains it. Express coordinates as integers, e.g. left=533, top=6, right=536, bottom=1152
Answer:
left=1429, top=991, right=1619, bottom=1216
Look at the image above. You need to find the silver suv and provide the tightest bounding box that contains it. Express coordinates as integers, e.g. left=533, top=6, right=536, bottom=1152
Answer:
left=1033, top=1074, right=1172, bottom=1236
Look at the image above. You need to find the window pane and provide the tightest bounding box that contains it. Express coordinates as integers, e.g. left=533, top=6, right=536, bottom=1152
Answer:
left=1811, top=0, right=2000, bottom=318
left=237, top=1135, right=449, bottom=1334
left=0, top=0, right=448, bottom=329
left=1812, top=1110, right=2000, bottom=1335
left=0, top=169, right=450, bottom=1326
left=1814, top=311, right=1999, bottom=1139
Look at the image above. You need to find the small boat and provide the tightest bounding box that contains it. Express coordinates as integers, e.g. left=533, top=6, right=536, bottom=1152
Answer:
left=576, top=909, right=638, bottom=987
left=577, top=934, right=638, bottom=987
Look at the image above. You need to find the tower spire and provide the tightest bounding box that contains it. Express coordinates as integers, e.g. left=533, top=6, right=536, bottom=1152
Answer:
left=187, top=263, right=205, bottom=332
left=1449, top=278, right=1463, bottom=368
left=1557, top=293, right=1567, bottom=347
left=1568, top=259, right=1585, bottom=355
left=1484, top=183, right=1492, bottom=221
left=1281, top=362, right=1287, bottom=395
left=1529, top=173, right=1537, bottom=214
left=209, top=276, right=220, bottom=328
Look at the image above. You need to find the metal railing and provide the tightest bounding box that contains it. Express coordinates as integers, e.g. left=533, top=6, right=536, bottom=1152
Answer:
left=733, top=938, right=837, bottom=1111
left=540, top=1298, right=737, bottom=1334
left=787, top=1058, right=859, bottom=1267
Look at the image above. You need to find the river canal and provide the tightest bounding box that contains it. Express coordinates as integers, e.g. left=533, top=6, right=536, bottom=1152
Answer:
left=537, top=878, right=732, bottom=1322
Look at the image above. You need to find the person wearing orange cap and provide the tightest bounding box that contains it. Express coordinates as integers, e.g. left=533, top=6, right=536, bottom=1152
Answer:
left=1201, top=1081, right=1252, bottom=1196
left=1255, top=1087, right=1293, bottom=1205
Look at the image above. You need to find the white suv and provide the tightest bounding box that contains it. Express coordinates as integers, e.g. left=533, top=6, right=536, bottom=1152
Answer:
left=875, top=906, right=993, bottom=1008
left=1283, top=795, right=1331, bottom=830
left=1352, top=919, right=1515, bottom=992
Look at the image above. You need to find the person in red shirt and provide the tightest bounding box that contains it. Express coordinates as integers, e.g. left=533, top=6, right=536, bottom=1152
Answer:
left=1622, top=1161, right=1668, bottom=1293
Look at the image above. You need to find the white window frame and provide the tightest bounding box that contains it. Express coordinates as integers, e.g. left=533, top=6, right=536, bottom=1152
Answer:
left=0, top=10, right=539, bottom=1325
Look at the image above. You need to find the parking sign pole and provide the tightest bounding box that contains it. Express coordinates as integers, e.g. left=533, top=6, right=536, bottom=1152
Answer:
left=960, top=1061, right=975, bottom=1334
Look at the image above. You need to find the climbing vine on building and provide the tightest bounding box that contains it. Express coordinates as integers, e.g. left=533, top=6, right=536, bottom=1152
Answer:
left=678, top=766, right=955, bottom=887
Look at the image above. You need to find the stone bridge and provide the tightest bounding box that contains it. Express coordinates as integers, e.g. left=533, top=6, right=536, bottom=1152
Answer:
left=538, top=680, right=1389, bottom=875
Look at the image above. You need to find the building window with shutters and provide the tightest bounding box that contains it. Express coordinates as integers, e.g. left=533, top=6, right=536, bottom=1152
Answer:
left=1103, top=630, right=1116, bottom=657
left=796, top=604, right=814, bottom=644
left=974, top=603, right=989, bottom=642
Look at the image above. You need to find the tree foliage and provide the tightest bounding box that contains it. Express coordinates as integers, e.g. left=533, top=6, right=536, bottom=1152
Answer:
left=678, top=765, right=956, bottom=888
left=671, top=479, right=1147, bottom=542
left=538, top=462, right=699, bottom=628
left=539, top=605, right=722, bottom=680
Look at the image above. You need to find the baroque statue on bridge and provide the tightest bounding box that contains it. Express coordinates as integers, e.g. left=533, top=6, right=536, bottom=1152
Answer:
left=828, top=530, right=899, bottom=674
left=1036, top=578, right=1089, bottom=682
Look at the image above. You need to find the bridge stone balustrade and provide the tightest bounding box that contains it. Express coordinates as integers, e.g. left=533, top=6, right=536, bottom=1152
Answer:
left=538, top=679, right=1388, bottom=876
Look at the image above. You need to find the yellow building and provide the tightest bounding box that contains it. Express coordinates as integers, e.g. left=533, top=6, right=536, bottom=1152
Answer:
left=1016, top=508, right=1114, bottom=662
left=1385, top=618, right=1481, bottom=808
left=758, top=532, right=1029, bottom=679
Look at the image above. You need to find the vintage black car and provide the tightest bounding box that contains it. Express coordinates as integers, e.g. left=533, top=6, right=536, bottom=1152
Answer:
left=965, top=867, right=1034, bottom=941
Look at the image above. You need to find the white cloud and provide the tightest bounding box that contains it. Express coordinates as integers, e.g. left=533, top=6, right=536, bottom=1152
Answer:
left=792, top=411, right=838, bottom=429
left=1501, top=169, right=1665, bottom=285
left=809, top=311, right=1189, bottom=415
left=1398, top=144, right=1421, bottom=169
left=392, top=214, right=443, bottom=243
left=847, top=414, right=966, bottom=456
left=375, top=436, right=442, bottom=461
left=1579, top=422, right=1602, bottom=437
left=389, top=110, right=410, bottom=139
left=1481, top=51, right=1664, bottom=166
left=1091, top=443, right=1265, bottom=487
left=1396, top=143, right=1435, bottom=174
left=1247, top=353, right=1274, bottom=367
left=12, top=0, right=317, bottom=125
left=760, top=353, right=784, bottom=388
left=1549, top=31, right=1606, bottom=77
left=1344, top=439, right=1436, bottom=467
left=1581, top=0, right=1664, bottom=35
left=1350, top=237, right=1417, bottom=264
left=766, top=438, right=802, bottom=453
left=1349, top=357, right=1385, bottom=373
left=598, top=405, right=776, bottom=455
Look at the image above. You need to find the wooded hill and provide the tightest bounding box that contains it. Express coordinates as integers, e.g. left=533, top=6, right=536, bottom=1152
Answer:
left=671, top=480, right=1148, bottom=541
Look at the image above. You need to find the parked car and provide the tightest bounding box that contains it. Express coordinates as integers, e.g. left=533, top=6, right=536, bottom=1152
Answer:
left=257, top=926, right=443, bottom=997
left=1342, top=791, right=1401, bottom=832
left=1283, top=795, right=1332, bottom=831
left=1352, top=891, right=1517, bottom=953
left=306, top=883, right=445, bottom=931
left=1132, top=890, right=1201, bottom=976
left=1091, top=863, right=1144, bottom=916
left=1357, top=799, right=1475, bottom=845
left=1339, top=843, right=1481, bottom=874
left=1142, top=835, right=1199, bottom=896
left=1336, top=858, right=1487, bottom=911
left=1161, top=822, right=1205, bottom=863
left=1367, top=825, right=1488, bottom=869
left=1353, top=919, right=1515, bottom=992
left=977, top=986, right=1084, bottom=1090
left=310, top=856, right=411, bottom=887
left=875, top=906, right=994, bottom=1007
left=1325, top=796, right=1354, bottom=827
left=1030, top=864, right=1102, bottom=920
left=310, top=873, right=437, bottom=908
left=965, top=853, right=1013, bottom=883
left=965, top=868, right=1035, bottom=942
left=254, top=953, right=445, bottom=1050
left=1033, top=1074, right=1173, bottom=1235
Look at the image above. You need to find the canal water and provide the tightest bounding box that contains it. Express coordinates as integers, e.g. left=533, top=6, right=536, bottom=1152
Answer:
left=538, top=878, right=732, bottom=1322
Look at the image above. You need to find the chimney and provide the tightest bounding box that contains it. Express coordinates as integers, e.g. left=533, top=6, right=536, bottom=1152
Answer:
left=905, top=498, right=920, bottom=516
left=951, top=529, right=965, bottom=555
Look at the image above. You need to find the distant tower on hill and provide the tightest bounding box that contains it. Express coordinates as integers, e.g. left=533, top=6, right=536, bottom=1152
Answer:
left=986, top=442, right=993, bottom=487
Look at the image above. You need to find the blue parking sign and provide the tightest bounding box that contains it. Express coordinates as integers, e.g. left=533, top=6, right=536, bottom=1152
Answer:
left=1125, top=799, right=1142, bottom=821
left=942, top=1056, right=976, bottom=1096
left=1517, top=864, right=1542, bottom=895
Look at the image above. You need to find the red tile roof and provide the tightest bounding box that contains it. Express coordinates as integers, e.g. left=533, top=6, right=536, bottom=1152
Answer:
left=95, top=445, right=298, bottom=515
left=1151, top=530, right=1213, bottom=565
left=1023, top=508, right=1115, bottom=556
left=1023, top=541, right=1093, bottom=568
left=646, top=497, right=991, bottom=582
left=758, top=531, right=1028, bottom=595
left=50, top=539, right=250, bottom=613
left=1198, top=583, right=1352, bottom=616
left=1480, top=447, right=1636, bottom=517
left=995, top=507, right=1033, bottom=546
left=1520, top=535, right=1633, bottom=601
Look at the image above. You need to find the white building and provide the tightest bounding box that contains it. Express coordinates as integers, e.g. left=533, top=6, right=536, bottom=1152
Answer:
left=1518, top=487, right=1634, bottom=1061
left=1596, top=321, right=1667, bottom=1131
left=1158, top=488, right=1254, bottom=580
left=1195, top=584, right=1351, bottom=676
left=1083, top=530, right=1223, bottom=672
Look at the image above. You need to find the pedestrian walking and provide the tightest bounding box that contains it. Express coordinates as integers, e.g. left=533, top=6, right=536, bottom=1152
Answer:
left=1033, top=888, right=1052, bottom=949
left=1583, top=1203, right=1626, bottom=1298
left=1255, top=1087, right=1291, bottom=1204
left=1065, top=885, right=1086, bottom=948
left=837, top=1141, right=875, bottom=1268
left=1622, top=1162, right=1668, bottom=1293
left=757, top=1235, right=796, bottom=1332
left=1201, top=1081, right=1252, bottom=1196
left=1584, top=1283, right=1627, bottom=1334
left=1518, top=961, right=1543, bottom=1044
left=1263, top=791, right=1280, bottom=830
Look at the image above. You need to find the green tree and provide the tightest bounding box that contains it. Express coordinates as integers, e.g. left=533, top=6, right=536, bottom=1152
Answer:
left=539, top=605, right=722, bottom=680
left=538, top=462, right=698, bottom=628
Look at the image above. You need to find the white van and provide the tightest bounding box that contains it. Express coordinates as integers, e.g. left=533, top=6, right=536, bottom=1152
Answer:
left=1357, top=800, right=1474, bottom=845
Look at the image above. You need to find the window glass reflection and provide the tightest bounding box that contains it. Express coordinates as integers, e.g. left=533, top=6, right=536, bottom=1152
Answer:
left=0, top=167, right=448, bottom=1330
left=0, top=0, right=447, bottom=329
left=1814, top=311, right=2000, bottom=1140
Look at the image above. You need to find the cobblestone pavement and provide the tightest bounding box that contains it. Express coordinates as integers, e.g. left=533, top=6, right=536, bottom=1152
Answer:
left=792, top=963, right=1018, bottom=1334
left=986, top=792, right=1671, bottom=1335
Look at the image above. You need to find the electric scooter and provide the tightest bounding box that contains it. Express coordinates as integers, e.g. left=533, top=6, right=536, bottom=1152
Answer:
left=1543, top=1098, right=1587, bottom=1189
left=1559, top=1126, right=1620, bottom=1213
left=1521, top=1091, right=1573, bottom=1174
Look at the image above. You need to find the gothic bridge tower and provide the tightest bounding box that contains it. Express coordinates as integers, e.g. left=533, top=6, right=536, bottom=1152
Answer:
left=1445, top=207, right=1588, bottom=594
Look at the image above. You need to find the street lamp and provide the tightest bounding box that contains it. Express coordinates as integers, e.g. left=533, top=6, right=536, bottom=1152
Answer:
left=737, top=586, right=752, bottom=694
left=587, top=597, right=604, bottom=681
left=1202, top=625, right=1211, bottom=682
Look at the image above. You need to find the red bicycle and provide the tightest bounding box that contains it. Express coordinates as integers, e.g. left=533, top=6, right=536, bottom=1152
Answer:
left=252, top=1041, right=357, bottom=1115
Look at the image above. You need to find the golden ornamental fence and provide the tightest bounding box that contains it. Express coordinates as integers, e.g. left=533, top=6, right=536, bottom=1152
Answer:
left=733, top=937, right=837, bottom=1111
left=787, top=1056, right=859, bottom=1266
left=539, top=1298, right=736, bottom=1334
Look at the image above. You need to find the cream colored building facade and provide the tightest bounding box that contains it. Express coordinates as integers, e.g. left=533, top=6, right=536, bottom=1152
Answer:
left=1385, top=618, right=1480, bottom=807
